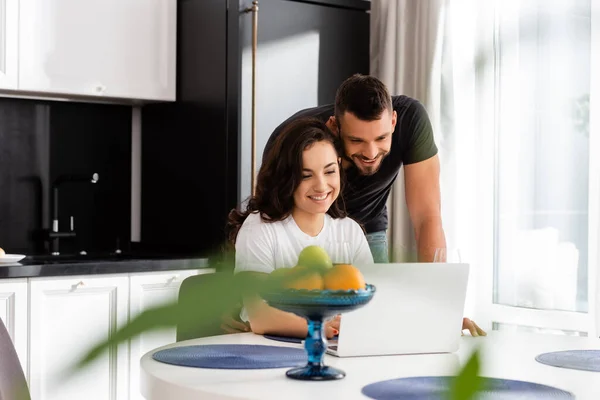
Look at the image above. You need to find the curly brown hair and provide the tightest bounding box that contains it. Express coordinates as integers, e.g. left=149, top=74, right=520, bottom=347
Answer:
left=226, top=117, right=347, bottom=245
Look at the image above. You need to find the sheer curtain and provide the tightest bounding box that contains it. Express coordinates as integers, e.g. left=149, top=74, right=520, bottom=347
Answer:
left=371, top=0, right=599, bottom=333
left=489, top=0, right=598, bottom=335
left=371, top=0, right=489, bottom=318
left=370, top=0, right=445, bottom=263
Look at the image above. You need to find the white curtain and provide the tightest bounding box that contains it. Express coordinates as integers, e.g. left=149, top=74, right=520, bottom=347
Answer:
left=370, top=0, right=445, bottom=263
left=371, top=0, right=495, bottom=319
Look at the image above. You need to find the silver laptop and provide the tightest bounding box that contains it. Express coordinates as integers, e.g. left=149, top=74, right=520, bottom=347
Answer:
left=326, top=262, right=470, bottom=357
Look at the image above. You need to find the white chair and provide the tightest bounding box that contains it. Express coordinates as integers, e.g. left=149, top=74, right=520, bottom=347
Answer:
left=0, top=318, right=30, bottom=400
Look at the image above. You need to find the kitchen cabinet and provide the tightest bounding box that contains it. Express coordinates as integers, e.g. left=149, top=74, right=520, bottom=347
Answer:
left=128, top=269, right=202, bottom=400
left=0, top=0, right=19, bottom=89
left=29, top=275, right=130, bottom=400
left=17, top=0, right=176, bottom=101
left=141, top=0, right=370, bottom=254
left=0, top=279, right=28, bottom=380
left=12, top=268, right=206, bottom=400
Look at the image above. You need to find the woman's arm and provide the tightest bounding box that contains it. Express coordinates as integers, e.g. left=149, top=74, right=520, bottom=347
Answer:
left=245, top=295, right=308, bottom=337
left=239, top=273, right=336, bottom=338
left=246, top=296, right=339, bottom=338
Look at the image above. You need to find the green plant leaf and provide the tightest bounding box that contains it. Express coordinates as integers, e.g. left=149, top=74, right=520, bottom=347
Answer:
left=64, top=245, right=485, bottom=400
left=449, top=348, right=482, bottom=400
left=63, top=253, right=315, bottom=380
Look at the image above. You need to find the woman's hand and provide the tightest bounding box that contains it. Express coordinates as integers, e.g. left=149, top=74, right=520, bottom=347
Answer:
left=462, top=317, right=486, bottom=337
left=220, top=313, right=250, bottom=334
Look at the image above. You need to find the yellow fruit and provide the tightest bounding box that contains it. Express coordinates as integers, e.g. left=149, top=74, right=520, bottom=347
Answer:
left=0, top=247, right=4, bottom=257
left=284, top=265, right=324, bottom=291
left=323, top=264, right=366, bottom=291
left=297, top=245, right=332, bottom=273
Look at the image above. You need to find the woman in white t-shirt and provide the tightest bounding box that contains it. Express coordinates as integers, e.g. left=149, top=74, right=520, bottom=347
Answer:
left=227, top=117, right=374, bottom=339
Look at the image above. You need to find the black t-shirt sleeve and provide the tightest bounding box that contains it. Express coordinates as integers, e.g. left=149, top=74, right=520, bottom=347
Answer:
left=400, top=100, right=438, bottom=165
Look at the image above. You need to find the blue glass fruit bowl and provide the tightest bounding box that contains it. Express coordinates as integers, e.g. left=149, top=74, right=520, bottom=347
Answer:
left=261, top=284, right=376, bottom=381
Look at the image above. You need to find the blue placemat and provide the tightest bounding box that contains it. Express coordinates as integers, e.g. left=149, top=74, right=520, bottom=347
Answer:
left=536, top=350, right=600, bottom=372
left=362, top=376, right=574, bottom=399
left=264, top=334, right=303, bottom=344
left=152, top=344, right=307, bottom=369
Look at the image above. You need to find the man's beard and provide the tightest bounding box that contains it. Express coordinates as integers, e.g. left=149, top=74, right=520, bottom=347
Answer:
left=344, top=151, right=388, bottom=176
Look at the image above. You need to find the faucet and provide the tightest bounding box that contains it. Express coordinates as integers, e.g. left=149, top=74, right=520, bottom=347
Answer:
left=48, top=173, right=99, bottom=255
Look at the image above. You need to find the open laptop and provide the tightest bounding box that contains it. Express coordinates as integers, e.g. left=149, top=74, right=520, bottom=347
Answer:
left=326, top=262, right=470, bottom=358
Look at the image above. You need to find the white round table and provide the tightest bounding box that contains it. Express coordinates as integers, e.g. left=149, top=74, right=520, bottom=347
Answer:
left=140, top=331, right=600, bottom=399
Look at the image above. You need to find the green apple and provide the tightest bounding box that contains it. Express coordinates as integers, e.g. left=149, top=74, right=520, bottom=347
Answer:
left=297, top=245, right=333, bottom=273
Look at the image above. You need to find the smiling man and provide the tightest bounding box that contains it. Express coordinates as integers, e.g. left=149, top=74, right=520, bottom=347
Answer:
left=263, top=74, right=446, bottom=263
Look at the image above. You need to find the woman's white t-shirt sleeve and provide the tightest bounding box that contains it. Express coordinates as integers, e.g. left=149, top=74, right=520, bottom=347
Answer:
left=350, top=221, right=375, bottom=266
left=234, top=216, right=275, bottom=275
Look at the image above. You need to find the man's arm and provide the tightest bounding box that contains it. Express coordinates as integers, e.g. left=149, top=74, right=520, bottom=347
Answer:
left=404, top=154, right=446, bottom=262
left=404, top=155, right=485, bottom=335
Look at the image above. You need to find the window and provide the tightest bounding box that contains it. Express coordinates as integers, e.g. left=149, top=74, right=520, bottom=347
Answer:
left=486, top=0, right=598, bottom=335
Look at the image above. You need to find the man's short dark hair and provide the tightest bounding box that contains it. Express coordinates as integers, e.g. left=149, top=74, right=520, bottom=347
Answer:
left=334, top=74, right=393, bottom=122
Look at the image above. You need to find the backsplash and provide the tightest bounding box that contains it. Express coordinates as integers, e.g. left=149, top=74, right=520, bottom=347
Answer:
left=0, top=97, right=131, bottom=255
left=0, top=100, right=48, bottom=254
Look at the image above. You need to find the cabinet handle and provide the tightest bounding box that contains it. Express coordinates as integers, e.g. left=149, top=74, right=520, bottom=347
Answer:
left=245, top=1, right=259, bottom=195
left=70, top=281, right=85, bottom=291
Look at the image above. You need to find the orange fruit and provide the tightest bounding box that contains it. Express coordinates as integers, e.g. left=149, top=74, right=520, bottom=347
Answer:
left=323, top=264, right=366, bottom=291
left=284, top=265, right=324, bottom=290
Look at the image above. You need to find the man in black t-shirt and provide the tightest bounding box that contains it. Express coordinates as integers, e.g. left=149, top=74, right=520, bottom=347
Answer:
left=223, top=75, right=486, bottom=337
left=263, top=74, right=446, bottom=264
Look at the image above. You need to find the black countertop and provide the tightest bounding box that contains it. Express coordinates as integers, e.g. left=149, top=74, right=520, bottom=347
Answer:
left=0, top=255, right=211, bottom=279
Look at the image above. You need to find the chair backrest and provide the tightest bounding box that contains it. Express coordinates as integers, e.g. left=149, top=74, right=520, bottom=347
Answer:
left=176, top=272, right=244, bottom=342
left=0, top=318, right=30, bottom=400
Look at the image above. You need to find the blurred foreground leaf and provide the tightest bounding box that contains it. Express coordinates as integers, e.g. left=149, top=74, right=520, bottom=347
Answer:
left=65, top=248, right=483, bottom=400
left=66, top=254, right=313, bottom=378
left=450, top=348, right=482, bottom=400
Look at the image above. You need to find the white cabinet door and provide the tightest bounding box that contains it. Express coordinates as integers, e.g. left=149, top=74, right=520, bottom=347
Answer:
left=0, top=279, right=28, bottom=380
left=128, top=269, right=205, bottom=400
left=29, top=275, right=129, bottom=400
left=0, top=0, right=18, bottom=89
left=18, top=0, right=176, bottom=101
